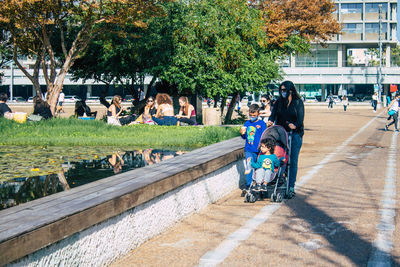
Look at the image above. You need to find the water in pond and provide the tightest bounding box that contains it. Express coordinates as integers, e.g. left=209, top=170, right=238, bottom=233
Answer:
left=0, top=146, right=186, bottom=210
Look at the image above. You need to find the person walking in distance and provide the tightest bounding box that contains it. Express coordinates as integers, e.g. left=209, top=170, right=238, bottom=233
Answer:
left=267, top=80, right=304, bottom=198
left=327, top=94, right=334, bottom=110
left=372, top=92, right=378, bottom=112
left=56, top=89, right=65, bottom=114
left=342, top=95, right=349, bottom=111
left=385, top=92, right=400, bottom=132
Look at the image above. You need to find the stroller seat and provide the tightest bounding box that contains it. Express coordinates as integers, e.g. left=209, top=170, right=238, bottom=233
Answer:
left=244, top=125, right=291, bottom=203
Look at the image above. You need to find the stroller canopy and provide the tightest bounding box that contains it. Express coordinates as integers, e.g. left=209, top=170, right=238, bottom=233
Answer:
left=258, top=125, right=289, bottom=152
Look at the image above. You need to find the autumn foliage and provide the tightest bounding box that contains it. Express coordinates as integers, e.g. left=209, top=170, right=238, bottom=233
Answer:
left=252, top=0, right=341, bottom=49
left=0, top=0, right=164, bottom=114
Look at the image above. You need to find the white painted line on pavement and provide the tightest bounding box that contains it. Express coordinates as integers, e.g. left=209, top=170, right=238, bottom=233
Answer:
left=367, top=132, right=397, bottom=267
left=198, top=113, right=382, bottom=267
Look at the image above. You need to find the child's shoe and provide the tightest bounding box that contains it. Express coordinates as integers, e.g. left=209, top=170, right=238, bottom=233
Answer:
left=241, top=189, right=247, bottom=197
left=260, top=183, right=267, bottom=191
left=385, top=125, right=388, bottom=131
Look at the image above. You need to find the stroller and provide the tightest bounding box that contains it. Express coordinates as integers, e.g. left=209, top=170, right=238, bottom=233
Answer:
left=244, top=125, right=291, bottom=203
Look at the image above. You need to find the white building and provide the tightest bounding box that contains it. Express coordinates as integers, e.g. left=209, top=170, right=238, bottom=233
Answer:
left=282, top=0, right=399, bottom=100
left=1, top=0, right=399, bottom=101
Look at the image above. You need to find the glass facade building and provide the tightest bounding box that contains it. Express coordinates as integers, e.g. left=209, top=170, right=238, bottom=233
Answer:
left=283, top=0, right=399, bottom=100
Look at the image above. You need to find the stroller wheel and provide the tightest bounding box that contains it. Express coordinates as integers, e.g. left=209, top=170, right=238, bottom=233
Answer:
left=270, top=193, right=276, bottom=202
left=276, top=193, right=283, bottom=203
left=244, top=193, right=251, bottom=203
left=249, top=193, right=257, bottom=203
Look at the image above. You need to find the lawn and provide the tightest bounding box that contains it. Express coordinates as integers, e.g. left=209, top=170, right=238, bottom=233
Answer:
left=0, top=118, right=240, bottom=148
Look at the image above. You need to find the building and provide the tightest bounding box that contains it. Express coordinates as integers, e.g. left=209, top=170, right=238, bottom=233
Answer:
left=282, top=0, right=399, bottom=101
left=0, top=59, right=152, bottom=101
left=1, top=0, right=399, bottom=101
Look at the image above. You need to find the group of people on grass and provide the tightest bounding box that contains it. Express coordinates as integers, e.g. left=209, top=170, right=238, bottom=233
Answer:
left=240, top=81, right=304, bottom=198
left=107, top=93, right=196, bottom=126
left=0, top=93, right=54, bottom=121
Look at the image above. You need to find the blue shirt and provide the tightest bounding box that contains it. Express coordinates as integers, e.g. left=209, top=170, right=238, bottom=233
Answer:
left=251, top=154, right=281, bottom=171
left=241, top=118, right=267, bottom=153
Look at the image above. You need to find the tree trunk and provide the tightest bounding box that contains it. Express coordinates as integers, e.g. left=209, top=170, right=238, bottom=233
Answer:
left=44, top=24, right=93, bottom=115
left=13, top=54, right=42, bottom=98
left=99, top=83, right=111, bottom=108
left=145, top=76, right=156, bottom=99
left=220, top=96, right=227, bottom=116
left=224, top=92, right=239, bottom=124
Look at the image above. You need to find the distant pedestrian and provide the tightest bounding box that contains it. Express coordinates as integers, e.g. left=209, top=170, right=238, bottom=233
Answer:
left=236, top=95, right=241, bottom=111
left=385, top=92, right=400, bottom=132
left=327, top=94, right=334, bottom=109
left=372, top=92, right=378, bottom=112
left=259, top=94, right=272, bottom=122
left=56, top=89, right=65, bottom=114
left=342, top=96, right=349, bottom=111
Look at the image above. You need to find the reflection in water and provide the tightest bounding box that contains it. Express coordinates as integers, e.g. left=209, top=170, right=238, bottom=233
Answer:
left=0, top=149, right=184, bottom=210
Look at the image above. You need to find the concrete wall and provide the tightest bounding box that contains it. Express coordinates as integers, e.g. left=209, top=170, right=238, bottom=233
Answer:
left=8, top=161, right=244, bottom=267
left=1, top=138, right=245, bottom=267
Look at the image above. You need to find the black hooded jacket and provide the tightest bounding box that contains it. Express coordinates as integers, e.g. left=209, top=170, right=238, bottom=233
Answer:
left=268, top=97, right=304, bottom=137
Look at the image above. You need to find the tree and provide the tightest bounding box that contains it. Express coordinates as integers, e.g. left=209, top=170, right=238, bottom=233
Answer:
left=391, top=46, right=400, bottom=67
left=159, top=0, right=282, bottom=123
left=160, top=0, right=341, bottom=123
left=0, top=0, right=164, bottom=114
left=68, top=1, right=183, bottom=114
left=0, top=24, right=12, bottom=84
left=253, top=0, right=341, bottom=51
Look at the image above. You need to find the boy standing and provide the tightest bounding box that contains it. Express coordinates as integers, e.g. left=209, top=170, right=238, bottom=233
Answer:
left=240, top=104, right=267, bottom=193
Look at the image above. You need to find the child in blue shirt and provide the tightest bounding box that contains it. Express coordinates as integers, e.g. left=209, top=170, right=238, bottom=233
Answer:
left=240, top=104, right=267, bottom=191
left=250, top=138, right=283, bottom=189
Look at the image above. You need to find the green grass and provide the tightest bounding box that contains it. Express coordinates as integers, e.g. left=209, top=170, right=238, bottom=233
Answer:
left=0, top=118, right=240, bottom=148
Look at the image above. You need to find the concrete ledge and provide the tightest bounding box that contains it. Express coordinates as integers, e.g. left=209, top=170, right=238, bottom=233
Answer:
left=0, top=137, right=245, bottom=266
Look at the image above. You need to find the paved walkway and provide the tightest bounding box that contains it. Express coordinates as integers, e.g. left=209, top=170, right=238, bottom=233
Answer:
left=110, top=107, right=400, bottom=266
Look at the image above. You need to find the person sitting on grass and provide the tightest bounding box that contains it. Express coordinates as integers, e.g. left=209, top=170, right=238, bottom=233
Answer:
left=176, top=96, right=196, bottom=125
left=142, top=96, right=157, bottom=123
left=152, top=93, right=178, bottom=126
left=0, top=93, right=12, bottom=119
left=247, top=138, right=284, bottom=191
left=32, top=96, right=53, bottom=120
left=107, top=95, right=136, bottom=126
left=75, top=100, right=97, bottom=118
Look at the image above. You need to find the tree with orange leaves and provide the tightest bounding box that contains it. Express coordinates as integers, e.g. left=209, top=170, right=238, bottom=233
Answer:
left=251, top=0, right=341, bottom=52
left=0, top=0, right=164, bottom=114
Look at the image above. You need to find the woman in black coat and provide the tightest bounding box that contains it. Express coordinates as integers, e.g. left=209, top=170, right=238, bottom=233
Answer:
left=267, top=81, right=304, bottom=198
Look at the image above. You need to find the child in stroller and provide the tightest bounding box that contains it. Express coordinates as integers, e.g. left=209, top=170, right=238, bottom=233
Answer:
left=244, top=125, right=290, bottom=203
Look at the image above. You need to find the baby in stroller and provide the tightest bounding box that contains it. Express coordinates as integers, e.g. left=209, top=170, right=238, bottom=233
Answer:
left=244, top=125, right=289, bottom=203
left=249, top=138, right=284, bottom=190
